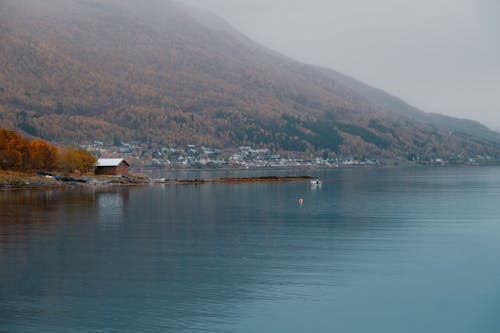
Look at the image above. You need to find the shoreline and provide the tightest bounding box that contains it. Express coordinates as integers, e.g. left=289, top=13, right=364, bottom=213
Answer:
left=2, top=163, right=497, bottom=190
left=0, top=174, right=314, bottom=190
left=153, top=176, right=314, bottom=185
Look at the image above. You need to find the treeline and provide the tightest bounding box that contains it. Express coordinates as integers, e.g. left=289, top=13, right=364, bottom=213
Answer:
left=0, top=129, right=96, bottom=174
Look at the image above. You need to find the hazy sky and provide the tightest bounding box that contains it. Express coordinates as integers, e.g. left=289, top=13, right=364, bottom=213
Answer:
left=184, top=0, right=500, bottom=128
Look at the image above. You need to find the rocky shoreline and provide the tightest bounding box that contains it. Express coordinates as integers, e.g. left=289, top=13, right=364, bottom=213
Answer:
left=0, top=174, right=313, bottom=190
left=154, top=176, right=314, bottom=185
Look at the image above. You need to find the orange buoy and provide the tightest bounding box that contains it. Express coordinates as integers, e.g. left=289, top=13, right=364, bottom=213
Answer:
left=298, top=198, right=304, bottom=205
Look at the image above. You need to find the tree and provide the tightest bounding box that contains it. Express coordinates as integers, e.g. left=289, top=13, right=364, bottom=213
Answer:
left=0, top=129, right=29, bottom=170
left=60, top=146, right=97, bottom=174
left=76, top=149, right=97, bottom=173
left=54, top=102, right=65, bottom=115
left=0, top=150, right=21, bottom=170
left=0, top=128, right=96, bottom=174
left=28, top=140, right=61, bottom=171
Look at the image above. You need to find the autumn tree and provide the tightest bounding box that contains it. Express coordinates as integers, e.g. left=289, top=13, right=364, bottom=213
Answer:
left=28, top=140, right=61, bottom=171
left=1, top=128, right=96, bottom=174
left=60, top=146, right=97, bottom=174
left=0, top=129, right=29, bottom=170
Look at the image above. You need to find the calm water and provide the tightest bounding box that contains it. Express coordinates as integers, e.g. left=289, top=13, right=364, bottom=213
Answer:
left=1, top=167, right=500, bottom=332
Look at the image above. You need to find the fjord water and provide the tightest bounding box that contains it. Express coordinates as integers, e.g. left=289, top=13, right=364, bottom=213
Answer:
left=1, top=167, right=500, bottom=332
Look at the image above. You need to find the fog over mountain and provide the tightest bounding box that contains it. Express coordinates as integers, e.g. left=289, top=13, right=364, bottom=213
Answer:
left=0, top=0, right=499, bottom=159
left=185, top=0, right=500, bottom=129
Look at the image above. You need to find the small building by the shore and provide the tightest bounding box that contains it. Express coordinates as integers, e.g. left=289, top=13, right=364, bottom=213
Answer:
left=95, top=158, right=130, bottom=176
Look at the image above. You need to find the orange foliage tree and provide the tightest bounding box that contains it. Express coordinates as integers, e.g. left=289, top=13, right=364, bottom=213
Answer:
left=0, top=128, right=96, bottom=174
left=60, top=146, right=97, bottom=174
left=28, top=140, right=61, bottom=171
left=0, top=129, right=29, bottom=170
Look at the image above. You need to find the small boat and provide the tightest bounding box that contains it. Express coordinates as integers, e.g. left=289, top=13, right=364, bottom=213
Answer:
left=310, top=179, right=322, bottom=186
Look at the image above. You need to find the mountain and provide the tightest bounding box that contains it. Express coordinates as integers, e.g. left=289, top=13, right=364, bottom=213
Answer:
left=0, top=0, right=499, bottom=159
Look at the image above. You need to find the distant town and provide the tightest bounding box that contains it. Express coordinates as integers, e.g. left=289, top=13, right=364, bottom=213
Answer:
left=81, top=141, right=494, bottom=169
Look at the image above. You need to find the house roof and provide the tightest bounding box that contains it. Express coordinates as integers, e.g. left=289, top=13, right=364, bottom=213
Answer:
left=96, top=158, right=130, bottom=167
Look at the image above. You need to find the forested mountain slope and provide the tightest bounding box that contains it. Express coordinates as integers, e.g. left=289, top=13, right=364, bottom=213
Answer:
left=0, top=0, right=498, bottom=159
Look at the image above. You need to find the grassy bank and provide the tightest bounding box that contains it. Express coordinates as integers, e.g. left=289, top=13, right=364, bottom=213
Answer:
left=0, top=171, right=62, bottom=189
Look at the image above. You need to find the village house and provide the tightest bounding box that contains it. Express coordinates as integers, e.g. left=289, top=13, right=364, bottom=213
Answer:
left=95, top=158, right=130, bottom=176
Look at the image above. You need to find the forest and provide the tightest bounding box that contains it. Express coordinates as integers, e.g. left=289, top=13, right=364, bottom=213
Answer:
left=0, top=129, right=96, bottom=174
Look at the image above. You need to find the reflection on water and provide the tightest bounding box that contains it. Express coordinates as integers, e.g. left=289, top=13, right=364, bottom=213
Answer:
left=97, top=190, right=129, bottom=229
left=1, top=167, right=500, bottom=332
left=0, top=188, right=132, bottom=231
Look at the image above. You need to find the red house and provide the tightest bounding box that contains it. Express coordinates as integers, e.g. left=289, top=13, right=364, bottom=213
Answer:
left=95, top=158, right=130, bottom=176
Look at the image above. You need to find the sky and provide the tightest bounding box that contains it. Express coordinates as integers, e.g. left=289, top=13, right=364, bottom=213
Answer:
left=184, top=0, right=500, bottom=129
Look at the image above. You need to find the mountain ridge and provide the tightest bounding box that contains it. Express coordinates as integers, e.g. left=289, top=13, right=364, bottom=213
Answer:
left=0, top=0, right=499, bottom=159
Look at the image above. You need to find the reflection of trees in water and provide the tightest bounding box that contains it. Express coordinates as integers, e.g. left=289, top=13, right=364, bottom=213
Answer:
left=0, top=190, right=91, bottom=228
left=0, top=187, right=133, bottom=233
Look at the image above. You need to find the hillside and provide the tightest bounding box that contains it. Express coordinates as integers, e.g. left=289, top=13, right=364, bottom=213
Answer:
left=0, top=0, right=499, bottom=159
